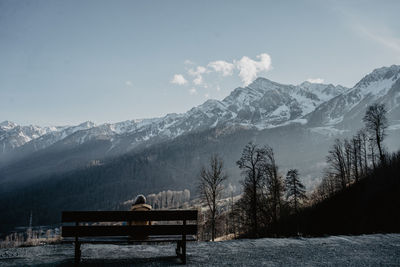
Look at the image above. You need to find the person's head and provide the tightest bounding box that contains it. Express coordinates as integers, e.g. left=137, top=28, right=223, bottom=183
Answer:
left=134, top=194, right=146, bottom=205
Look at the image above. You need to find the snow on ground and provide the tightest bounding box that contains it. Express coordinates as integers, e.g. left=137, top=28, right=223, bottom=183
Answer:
left=0, top=234, right=399, bottom=266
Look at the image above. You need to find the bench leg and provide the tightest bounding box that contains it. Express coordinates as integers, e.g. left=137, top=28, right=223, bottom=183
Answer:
left=182, top=240, right=186, bottom=264
left=176, top=241, right=181, bottom=256
left=176, top=240, right=186, bottom=264
left=74, top=241, right=81, bottom=265
left=181, top=220, right=187, bottom=264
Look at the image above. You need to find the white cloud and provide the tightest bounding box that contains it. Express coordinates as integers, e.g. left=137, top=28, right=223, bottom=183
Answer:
left=204, top=93, right=210, bottom=99
left=193, top=76, right=203, bottom=85
left=184, top=59, right=195, bottom=65
left=307, top=78, right=325, bottom=84
left=171, top=74, right=187, bottom=85
left=179, top=53, right=273, bottom=88
left=235, top=53, right=272, bottom=86
left=216, top=85, right=221, bottom=91
left=188, top=66, right=207, bottom=76
left=189, top=88, right=197, bottom=95
left=125, top=81, right=133, bottom=87
left=208, top=60, right=234, bottom=76
left=188, top=66, right=207, bottom=85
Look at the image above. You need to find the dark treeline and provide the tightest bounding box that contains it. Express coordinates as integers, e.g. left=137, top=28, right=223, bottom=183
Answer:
left=277, top=104, right=399, bottom=236
left=313, top=103, right=389, bottom=200
left=279, top=151, right=400, bottom=236
left=198, top=103, right=399, bottom=239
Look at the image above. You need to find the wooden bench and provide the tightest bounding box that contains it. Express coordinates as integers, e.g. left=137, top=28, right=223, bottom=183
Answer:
left=61, top=210, right=198, bottom=264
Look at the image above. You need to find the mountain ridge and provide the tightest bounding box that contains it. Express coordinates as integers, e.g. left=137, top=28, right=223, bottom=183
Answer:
left=1, top=64, right=399, bottom=181
left=0, top=76, right=349, bottom=160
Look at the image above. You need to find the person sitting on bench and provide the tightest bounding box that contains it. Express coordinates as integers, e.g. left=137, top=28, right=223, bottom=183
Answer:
left=130, top=194, right=152, bottom=218
left=129, top=194, right=152, bottom=239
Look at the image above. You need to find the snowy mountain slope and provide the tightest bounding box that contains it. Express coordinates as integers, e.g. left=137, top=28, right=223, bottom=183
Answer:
left=119, top=78, right=345, bottom=141
left=222, top=78, right=346, bottom=129
left=0, top=121, right=62, bottom=154
left=2, top=65, right=399, bottom=166
left=1, top=78, right=346, bottom=160
left=306, top=65, right=400, bottom=130
left=17, top=121, right=96, bottom=151
left=100, top=78, right=346, bottom=153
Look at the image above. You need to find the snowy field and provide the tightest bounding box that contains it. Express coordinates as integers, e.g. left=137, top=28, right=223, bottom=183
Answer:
left=1, top=234, right=400, bottom=266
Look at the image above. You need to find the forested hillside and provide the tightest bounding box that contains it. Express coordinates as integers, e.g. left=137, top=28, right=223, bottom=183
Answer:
left=0, top=122, right=332, bottom=234
left=279, top=152, right=400, bottom=236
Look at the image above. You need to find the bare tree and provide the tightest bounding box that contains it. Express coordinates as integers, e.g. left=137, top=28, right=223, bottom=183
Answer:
left=236, top=142, right=268, bottom=238
left=351, top=135, right=360, bottom=183
left=263, top=146, right=284, bottom=228
left=363, top=103, right=388, bottom=163
left=285, top=169, right=307, bottom=214
left=327, top=139, right=347, bottom=189
left=320, top=171, right=339, bottom=198
left=344, top=139, right=352, bottom=184
left=357, top=129, right=369, bottom=175
left=198, top=154, right=227, bottom=241
left=369, top=139, right=377, bottom=169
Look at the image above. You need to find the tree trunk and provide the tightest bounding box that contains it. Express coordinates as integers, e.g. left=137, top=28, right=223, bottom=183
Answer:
left=376, top=133, right=384, bottom=163
left=252, top=177, right=258, bottom=238
left=212, top=191, right=216, bottom=241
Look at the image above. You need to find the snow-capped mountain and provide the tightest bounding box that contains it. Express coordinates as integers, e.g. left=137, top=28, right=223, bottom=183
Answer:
left=0, top=78, right=346, bottom=159
left=19, top=121, right=96, bottom=152
left=1, top=65, right=399, bottom=164
left=108, top=78, right=346, bottom=149
left=0, top=121, right=62, bottom=154
left=220, top=78, right=347, bottom=128
left=306, top=65, right=400, bottom=130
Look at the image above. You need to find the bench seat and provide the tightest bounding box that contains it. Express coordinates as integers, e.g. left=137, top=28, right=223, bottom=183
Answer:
left=62, top=235, right=197, bottom=244
left=61, top=210, right=198, bottom=264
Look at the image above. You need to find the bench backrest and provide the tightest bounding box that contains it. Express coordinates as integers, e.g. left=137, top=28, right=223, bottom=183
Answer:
left=61, top=210, right=198, bottom=238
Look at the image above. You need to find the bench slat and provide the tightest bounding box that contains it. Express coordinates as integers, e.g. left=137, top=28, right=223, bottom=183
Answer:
left=62, top=210, right=198, bottom=222
left=61, top=235, right=197, bottom=244
left=62, top=225, right=198, bottom=237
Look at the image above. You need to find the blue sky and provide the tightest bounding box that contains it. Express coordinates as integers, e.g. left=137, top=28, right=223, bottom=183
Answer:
left=1, top=0, right=399, bottom=126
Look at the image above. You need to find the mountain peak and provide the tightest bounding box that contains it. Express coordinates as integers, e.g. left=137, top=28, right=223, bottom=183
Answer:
left=299, top=81, right=327, bottom=87
left=252, top=77, right=271, bottom=83
left=78, top=121, right=96, bottom=128
left=300, top=81, right=312, bottom=86
left=355, top=65, right=400, bottom=88
left=248, top=77, right=281, bottom=89
left=0, top=120, right=17, bottom=130
left=299, top=81, right=327, bottom=88
left=371, top=64, right=400, bottom=76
